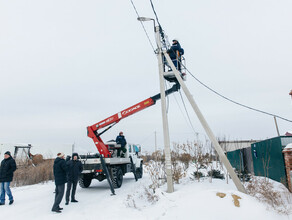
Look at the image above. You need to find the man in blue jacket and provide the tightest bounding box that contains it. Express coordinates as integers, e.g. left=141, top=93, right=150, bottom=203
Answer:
left=65, top=153, right=83, bottom=205
left=116, top=131, right=127, bottom=157
left=0, top=151, right=17, bottom=205
left=52, top=152, right=67, bottom=213
left=167, top=39, right=184, bottom=71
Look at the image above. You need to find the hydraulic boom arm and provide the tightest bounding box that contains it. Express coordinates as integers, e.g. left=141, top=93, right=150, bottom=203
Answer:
left=87, top=83, right=180, bottom=157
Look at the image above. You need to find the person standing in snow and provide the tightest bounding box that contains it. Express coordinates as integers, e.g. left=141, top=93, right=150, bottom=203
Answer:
left=65, top=153, right=83, bottom=205
left=116, top=131, right=127, bottom=157
left=52, top=152, right=67, bottom=213
left=0, top=151, right=17, bottom=206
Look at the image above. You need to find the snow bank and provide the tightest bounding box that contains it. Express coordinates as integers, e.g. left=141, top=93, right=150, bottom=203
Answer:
left=0, top=172, right=291, bottom=220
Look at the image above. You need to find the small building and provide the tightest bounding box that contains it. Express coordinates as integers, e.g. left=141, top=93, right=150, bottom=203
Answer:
left=220, top=140, right=260, bottom=174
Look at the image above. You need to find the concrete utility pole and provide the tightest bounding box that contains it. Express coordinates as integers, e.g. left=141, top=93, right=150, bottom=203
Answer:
left=274, top=116, right=280, bottom=137
left=155, top=26, right=174, bottom=193
left=163, top=53, right=247, bottom=194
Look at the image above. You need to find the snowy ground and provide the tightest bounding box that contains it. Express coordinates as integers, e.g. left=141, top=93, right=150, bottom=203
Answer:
left=1, top=171, right=291, bottom=220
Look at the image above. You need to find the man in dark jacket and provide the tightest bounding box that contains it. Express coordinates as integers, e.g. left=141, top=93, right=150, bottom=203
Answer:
left=52, top=152, right=67, bottom=213
left=65, top=153, right=83, bottom=205
left=0, top=151, right=17, bottom=205
left=116, top=131, right=127, bottom=157
left=167, top=39, right=184, bottom=71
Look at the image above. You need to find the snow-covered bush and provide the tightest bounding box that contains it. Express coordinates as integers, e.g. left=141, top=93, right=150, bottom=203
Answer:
left=208, top=169, right=225, bottom=180
left=144, top=160, right=166, bottom=192
left=246, top=176, right=292, bottom=215
left=191, top=171, right=204, bottom=180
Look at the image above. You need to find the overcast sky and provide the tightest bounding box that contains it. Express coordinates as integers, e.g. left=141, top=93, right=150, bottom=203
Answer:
left=0, top=0, right=291, bottom=154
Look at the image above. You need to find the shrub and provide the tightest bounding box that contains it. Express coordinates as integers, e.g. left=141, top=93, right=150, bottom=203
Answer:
left=144, top=160, right=166, bottom=192
left=172, top=160, right=186, bottom=184
left=208, top=169, right=225, bottom=179
left=235, top=169, right=251, bottom=182
left=246, top=177, right=292, bottom=215
left=12, top=159, right=54, bottom=187
left=191, top=171, right=204, bottom=180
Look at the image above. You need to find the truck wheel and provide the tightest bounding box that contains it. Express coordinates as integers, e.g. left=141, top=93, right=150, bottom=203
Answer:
left=111, top=166, right=123, bottom=188
left=79, top=175, right=92, bottom=188
left=136, top=163, right=143, bottom=179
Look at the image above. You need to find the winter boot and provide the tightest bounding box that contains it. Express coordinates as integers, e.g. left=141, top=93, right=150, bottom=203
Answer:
left=9, top=200, right=14, bottom=205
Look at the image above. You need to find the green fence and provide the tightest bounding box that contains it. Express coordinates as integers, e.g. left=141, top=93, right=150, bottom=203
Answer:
left=251, top=136, right=292, bottom=187
left=226, top=136, right=292, bottom=188
left=227, top=150, right=243, bottom=172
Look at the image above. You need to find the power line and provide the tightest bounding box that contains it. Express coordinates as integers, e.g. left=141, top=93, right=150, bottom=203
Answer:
left=181, top=63, right=292, bottom=123
left=130, top=0, right=156, bottom=52
left=149, top=0, right=167, bottom=47
left=170, top=83, right=197, bottom=134
left=149, top=0, right=161, bottom=28
left=178, top=89, right=197, bottom=133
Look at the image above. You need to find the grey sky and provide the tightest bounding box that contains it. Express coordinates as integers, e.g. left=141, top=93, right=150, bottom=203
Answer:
left=0, top=0, right=291, bottom=154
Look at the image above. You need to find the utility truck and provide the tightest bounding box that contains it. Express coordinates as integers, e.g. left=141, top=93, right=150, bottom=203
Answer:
left=79, top=83, right=180, bottom=195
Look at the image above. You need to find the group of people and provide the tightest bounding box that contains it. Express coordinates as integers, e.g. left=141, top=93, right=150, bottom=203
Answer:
left=0, top=150, right=83, bottom=212
left=0, top=131, right=127, bottom=211
left=52, top=131, right=127, bottom=213
left=52, top=152, right=83, bottom=213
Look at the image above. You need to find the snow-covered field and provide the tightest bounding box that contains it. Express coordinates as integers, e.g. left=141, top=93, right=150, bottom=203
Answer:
left=1, top=170, right=291, bottom=220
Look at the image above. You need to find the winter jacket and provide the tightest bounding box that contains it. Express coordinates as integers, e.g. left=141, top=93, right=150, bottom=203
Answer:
left=116, top=135, right=127, bottom=148
left=66, top=156, right=83, bottom=182
left=167, top=42, right=184, bottom=60
left=53, top=157, right=67, bottom=185
left=0, top=157, right=17, bottom=182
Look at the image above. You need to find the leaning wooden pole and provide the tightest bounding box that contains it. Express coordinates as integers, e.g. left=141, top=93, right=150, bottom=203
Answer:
left=163, top=52, right=246, bottom=194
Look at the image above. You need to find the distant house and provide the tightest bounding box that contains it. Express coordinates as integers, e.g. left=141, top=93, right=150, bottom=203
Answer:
left=219, top=140, right=260, bottom=152
left=219, top=140, right=260, bottom=174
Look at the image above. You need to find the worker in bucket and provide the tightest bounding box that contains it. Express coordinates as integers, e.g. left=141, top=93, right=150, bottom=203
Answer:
left=116, top=131, right=127, bottom=157
left=167, top=39, right=184, bottom=71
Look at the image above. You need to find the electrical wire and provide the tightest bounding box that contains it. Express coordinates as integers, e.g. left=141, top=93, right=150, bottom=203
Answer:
left=167, top=81, right=170, bottom=113
left=130, top=0, right=156, bottom=52
left=149, top=0, right=167, bottom=47
left=170, top=82, right=197, bottom=134
left=178, top=89, right=197, bottom=133
left=180, top=63, right=292, bottom=123
left=149, top=0, right=161, bottom=28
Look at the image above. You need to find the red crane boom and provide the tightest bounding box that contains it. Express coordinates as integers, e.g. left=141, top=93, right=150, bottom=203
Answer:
left=87, top=83, right=180, bottom=158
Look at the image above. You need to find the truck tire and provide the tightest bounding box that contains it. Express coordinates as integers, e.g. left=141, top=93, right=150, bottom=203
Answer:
left=136, top=163, right=143, bottom=179
left=111, top=166, right=123, bottom=188
left=79, top=175, right=92, bottom=188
